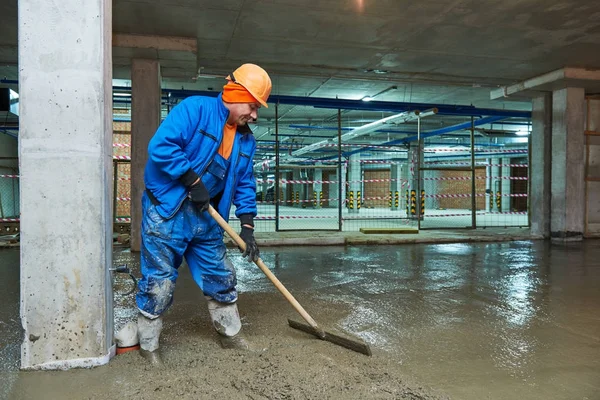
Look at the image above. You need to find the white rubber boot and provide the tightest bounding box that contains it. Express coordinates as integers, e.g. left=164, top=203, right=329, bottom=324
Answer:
left=207, top=299, right=242, bottom=337
left=137, top=314, right=163, bottom=365
left=115, top=321, right=139, bottom=348
left=207, top=299, right=249, bottom=350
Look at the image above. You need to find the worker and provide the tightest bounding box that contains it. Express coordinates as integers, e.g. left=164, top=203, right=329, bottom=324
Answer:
left=136, top=63, right=272, bottom=363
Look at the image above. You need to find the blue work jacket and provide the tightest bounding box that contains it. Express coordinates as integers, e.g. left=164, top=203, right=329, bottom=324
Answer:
left=144, top=93, right=257, bottom=221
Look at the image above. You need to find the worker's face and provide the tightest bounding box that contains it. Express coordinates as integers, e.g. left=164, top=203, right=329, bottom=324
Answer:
left=228, top=102, right=260, bottom=125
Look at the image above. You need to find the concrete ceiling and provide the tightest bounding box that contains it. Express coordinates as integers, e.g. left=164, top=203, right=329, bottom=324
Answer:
left=2, top=0, right=600, bottom=149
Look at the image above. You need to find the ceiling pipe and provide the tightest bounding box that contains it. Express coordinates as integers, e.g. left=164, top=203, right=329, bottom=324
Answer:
left=4, top=80, right=532, bottom=119
left=288, top=124, right=415, bottom=135
left=161, top=89, right=530, bottom=118
left=291, top=108, right=437, bottom=157
left=255, top=108, right=438, bottom=170
left=326, top=115, right=506, bottom=160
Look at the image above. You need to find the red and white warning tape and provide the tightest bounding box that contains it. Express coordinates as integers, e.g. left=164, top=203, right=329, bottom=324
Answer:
left=431, top=149, right=527, bottom=153
left=113, top=156, right=131, bottom=160
left=112, top=143, right=131, bottom=148
left=257, top=178, right=409, bottom=185
left=422, top=176, right=527, bottom=181
left=111, top=210, right=527, bottom=224
left=422, top=213, right=478, bottom=217
left=424, top=162, right=528, bottom=168
left=0, top=175, right=19, bottom=178
left=423, top=193, right=528, bottom=198
left=486, top=211, right=528, bottom=215
left=116, top=197, right=131, bottom=202
left=360, top=160, right=405, bottom=165
left=0, top=218, right=19, bottom=222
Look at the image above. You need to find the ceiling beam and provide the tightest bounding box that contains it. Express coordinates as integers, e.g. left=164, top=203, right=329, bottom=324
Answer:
left=163, top=88, right=532, bottom=118
left=490, top=67, right=600, bottom=99
left=113, top=33, right=197, bottom=53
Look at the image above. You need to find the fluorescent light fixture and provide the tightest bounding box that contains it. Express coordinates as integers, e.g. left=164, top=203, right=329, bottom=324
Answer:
left=515, top=129, right=529, bottom=136
left=360, top=85, right=397, bottom=102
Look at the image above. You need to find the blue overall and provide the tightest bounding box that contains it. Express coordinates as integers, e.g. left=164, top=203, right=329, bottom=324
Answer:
left=136, top=94, right=257, bottom=319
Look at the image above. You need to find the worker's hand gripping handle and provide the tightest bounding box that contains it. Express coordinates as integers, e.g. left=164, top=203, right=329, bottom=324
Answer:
left=206, top=205, right=325, bottom=338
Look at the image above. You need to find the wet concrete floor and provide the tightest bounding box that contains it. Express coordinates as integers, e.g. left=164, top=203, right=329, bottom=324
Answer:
left=1, top=240, right=600, bottom=399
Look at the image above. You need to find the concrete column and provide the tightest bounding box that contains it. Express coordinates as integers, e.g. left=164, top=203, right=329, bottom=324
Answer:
left=485, top=158, right=492, bottom=212
left=408, top=144, right=421, bottom=217
left=551, top=87, right=585, bottom=241
left=390, top=163, right=401, bottom=210
left=341, top=163, right=347, bottom=210
left=313, top=169, right=322, bottom=208
left=130, top=59, right=161, bottom=252
left=530, top=93, right=552, bottom=237
left=501, top=158, right=511, bottom=212
left=18, top=0, right=113, bottom=369
left=491, top=157, right=501, bottom=211
left=401, top=158, right=410, bottom=214
left=292, top=169, right=301, bottom=207
left=347, top=154, right=361, bottom=213
left=329, top=172, right=338, bottom=208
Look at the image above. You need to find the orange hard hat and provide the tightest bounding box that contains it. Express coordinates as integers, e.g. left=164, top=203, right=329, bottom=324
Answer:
left=226, top=64, right=272, bottom=108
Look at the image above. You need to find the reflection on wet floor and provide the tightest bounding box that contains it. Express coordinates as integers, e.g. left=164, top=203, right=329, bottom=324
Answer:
left=2, top=240, right=600, bottom=400
left=230, top=241, right=600, bottom=399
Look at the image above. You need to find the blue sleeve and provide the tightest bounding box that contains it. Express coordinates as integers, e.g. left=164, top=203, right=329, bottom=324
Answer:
left=234, top=142, right=258, bottom=218
left=147, top=97, right=200, bottom=180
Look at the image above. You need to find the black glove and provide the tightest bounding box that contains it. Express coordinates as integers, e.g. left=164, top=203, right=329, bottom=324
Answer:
left=181, top=169, right=210, bottom=211
left=239, top=226, right=259, bottom=262
left=189, top=182, right=210, bottom=211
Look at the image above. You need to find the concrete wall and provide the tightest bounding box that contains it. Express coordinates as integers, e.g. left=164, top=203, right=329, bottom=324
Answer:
left=585, top=97, right=600, bottom=236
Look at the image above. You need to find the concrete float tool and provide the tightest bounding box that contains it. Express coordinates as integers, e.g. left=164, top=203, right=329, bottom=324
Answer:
left=208, top=205, right=372, bottom=356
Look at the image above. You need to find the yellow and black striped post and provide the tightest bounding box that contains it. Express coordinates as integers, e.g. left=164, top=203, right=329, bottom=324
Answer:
left=319, top=191, right=323, bottom=207
left=357, top=191, right=362, bottom=210
left=406, top=190, right=409, bottom=214
left=489, top=191, right=493, bottom=210
left=349, top=191, right=354, bottom=209
left=496, top=191, right=501, bottom=210
left=295, top=191, right=299, bottom=206
left=313, top=191, right=317, bottom=208
left=388, top=191, right=392, bottom=208
left=410, top=190, right=416, bottom=215
left=395, top=191, right=399, bottom=208
left=420, top=190, right=425, bottom=215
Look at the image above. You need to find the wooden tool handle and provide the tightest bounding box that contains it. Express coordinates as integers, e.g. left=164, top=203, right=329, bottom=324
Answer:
left=207, top=205, right=323, bottom=334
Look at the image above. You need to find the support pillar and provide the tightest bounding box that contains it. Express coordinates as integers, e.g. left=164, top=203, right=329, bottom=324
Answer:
left=292, top=169, right=301, bottom=207
left=130, top=59, right=161, bottom=252
left=485, top=158, right=492, bottom=212
left=501, top=158, right=511, bottom=212
left=408, top=143, right=421, bottom=218
left=530, top=93, right=552, bottom=237
left=491, top=158, right=501, bottom=211
left=347, top=154, right=361, bottom=213
left=390, top=163, right=401, bottom=210
left=313, top=169, right=323, bottom=208
left=401, top=157, right=411, bottom=214
left=18, top=0, right=114, bottom=369
left=551, top=87, right=585, bottom=241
